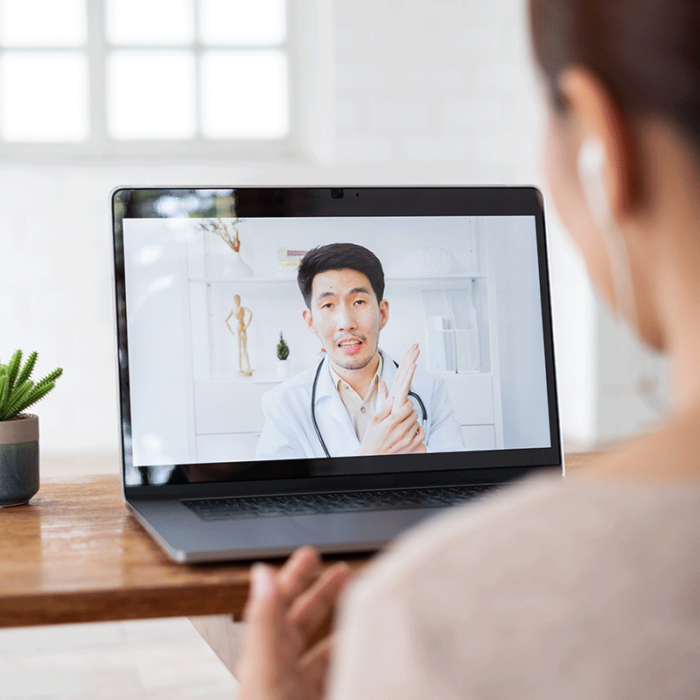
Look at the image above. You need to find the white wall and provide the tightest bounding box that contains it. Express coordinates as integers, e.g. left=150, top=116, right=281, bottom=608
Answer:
left=488, top=217, right=550, bottom=449
left=0, top=0, right=666, bottom=456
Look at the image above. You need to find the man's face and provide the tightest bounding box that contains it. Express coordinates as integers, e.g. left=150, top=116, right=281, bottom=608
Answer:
left=302, top=268, right=389, bottom=372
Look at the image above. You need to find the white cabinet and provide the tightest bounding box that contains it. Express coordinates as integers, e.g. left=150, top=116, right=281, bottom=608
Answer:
left=196, top=433, right=260, bottom=463
left=193, top=380, right=275, bottom=462
left=461, top=425, right=496, bottom=451
left=194, top=380, right=275, bottom=435
left=443, top=373, right=495, bottom=425
left=192, top=371, right=502, bottom=459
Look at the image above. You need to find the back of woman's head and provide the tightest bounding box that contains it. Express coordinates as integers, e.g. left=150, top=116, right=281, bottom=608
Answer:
left=529, top=0, right=700, bottom=154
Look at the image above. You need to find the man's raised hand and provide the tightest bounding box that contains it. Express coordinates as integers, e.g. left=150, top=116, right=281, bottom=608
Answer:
left=355, top=344, right=426, bottom=456
left=386, top=343, right=420, bottom=408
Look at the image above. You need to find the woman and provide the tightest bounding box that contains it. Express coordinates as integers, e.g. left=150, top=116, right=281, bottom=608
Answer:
left=237, top=0, right=700, bottom=697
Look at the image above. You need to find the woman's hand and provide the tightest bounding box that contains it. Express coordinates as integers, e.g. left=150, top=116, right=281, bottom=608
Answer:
left=237, top=547, right=351, bottom=700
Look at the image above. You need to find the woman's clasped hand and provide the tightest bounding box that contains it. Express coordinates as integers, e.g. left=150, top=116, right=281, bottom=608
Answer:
left=237, top=546, right=351, bottom=700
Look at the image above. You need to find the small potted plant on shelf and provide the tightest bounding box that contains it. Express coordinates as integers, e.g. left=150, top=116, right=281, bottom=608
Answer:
left=0, top=350, right=62, bottom=507
left=276, top=333, right=290, bottom=380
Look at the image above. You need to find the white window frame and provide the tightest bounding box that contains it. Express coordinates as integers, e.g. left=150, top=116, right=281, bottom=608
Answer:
left=0, top=0, right=328, bottom=164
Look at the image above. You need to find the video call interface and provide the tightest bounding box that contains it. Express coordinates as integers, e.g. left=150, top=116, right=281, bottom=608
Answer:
left=119, top=205, right=553, bottom=486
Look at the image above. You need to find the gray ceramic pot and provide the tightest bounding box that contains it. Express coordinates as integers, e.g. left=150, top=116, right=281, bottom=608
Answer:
left=0, top=413, right=39, bottom=507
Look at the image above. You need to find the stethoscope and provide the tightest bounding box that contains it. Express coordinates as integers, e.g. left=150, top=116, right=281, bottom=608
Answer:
left=310, top=356, right=428, bottom=458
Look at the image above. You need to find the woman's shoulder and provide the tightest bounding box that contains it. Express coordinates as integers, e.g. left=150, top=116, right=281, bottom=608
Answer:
left=355, top=410, right=700, bottom=603
left=346, top=469, right=700, bottom=611
left=346, top=475, right=561, bottom=600
left=334, top=470, right=700, bottom=699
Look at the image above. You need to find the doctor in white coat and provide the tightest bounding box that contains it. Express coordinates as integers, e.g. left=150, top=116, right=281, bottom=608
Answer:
left=256, top=243, right=464, bottom=460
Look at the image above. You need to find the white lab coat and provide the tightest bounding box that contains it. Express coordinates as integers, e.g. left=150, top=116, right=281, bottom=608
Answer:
left=256, top=350, right=464, bottom=460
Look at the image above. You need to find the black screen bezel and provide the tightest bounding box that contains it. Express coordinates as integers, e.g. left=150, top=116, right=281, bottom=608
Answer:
left=112, top=186, right=562, bottom=499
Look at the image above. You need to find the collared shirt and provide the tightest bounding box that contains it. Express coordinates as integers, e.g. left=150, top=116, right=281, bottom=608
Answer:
left=328, top=354, right=383, bottom=440
left=256, top=348, right=464, bottom=461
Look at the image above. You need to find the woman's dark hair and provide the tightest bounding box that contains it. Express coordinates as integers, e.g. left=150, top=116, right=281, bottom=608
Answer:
left=529, top=0, right=700, bottom=150
left=297, top=243, right=385, bottom=308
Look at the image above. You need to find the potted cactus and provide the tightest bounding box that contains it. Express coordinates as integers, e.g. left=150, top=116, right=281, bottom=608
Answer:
left=276, top=333, right=290, bottom=379
left=0, top=350, right=62, bottom=507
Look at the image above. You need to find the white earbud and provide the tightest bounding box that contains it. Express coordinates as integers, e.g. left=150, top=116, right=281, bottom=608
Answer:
left=577, top=138, right=608, bottom=223
left=576, top=139, right=661, bottom=411
left=577, top=138, right=632, bottom=317
left=577, top=138, right=632, bottom=312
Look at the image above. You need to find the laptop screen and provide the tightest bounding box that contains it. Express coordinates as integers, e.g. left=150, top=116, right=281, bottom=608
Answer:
left=113, top=187, right=561, bottom=488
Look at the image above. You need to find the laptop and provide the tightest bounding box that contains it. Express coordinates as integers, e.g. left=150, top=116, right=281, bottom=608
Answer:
left=111, top=186, right=563, bottom=562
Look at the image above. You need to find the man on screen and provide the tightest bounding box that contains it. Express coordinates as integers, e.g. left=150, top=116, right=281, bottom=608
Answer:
left=255, top=243, right=464, bottom=460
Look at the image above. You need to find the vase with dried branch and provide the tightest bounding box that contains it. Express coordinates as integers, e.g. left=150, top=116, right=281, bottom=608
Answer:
left=196, top=217, right=253, bottom=278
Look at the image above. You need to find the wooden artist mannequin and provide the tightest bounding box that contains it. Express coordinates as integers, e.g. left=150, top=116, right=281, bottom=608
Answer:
left=226, top=294, right=253, bottom=377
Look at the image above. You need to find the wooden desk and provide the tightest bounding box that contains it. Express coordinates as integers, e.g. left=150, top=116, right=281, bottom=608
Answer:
left=0, top=455, right=593, bottom=673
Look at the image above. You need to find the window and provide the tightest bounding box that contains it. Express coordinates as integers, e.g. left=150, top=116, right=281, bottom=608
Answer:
left=0, top=0, right=290, bottom=158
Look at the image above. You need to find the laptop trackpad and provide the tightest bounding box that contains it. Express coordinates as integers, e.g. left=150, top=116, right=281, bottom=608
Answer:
left=290, top=507, right=437, bottom=550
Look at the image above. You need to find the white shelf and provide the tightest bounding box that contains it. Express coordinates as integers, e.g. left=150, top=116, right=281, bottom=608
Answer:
left=189, top=273, right=487, bottom=284
left=190, top=276, right=297, bottom=283
left=196, top=370, right=492, bottom=386
left=198, top=374, right=284, bottom=385
left=387, top=274, right=487, bottom=281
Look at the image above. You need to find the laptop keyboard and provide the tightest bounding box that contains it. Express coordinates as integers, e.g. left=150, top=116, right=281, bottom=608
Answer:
left=182, top=484, right=499, bottom=522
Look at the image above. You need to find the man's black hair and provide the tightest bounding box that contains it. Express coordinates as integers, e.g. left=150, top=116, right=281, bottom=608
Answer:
left=297, top=243, right=385, bottom=308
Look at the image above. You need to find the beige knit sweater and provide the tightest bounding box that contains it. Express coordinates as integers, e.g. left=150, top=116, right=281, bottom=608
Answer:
left=328, top=475, right=700, bottom=699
